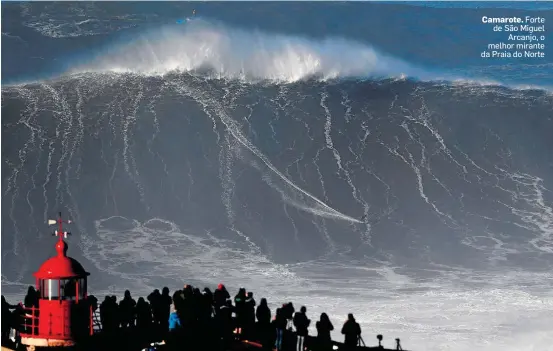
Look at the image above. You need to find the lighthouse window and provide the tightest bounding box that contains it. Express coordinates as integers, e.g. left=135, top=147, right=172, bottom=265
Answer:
left=60, top=279, right=77, bottom=300
left=40, top=279, right=60, bottom=300
left=77, top=278, right=86, bottom=300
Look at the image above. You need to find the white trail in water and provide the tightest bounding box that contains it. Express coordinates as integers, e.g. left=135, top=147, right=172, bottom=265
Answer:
left=173, top=82, right=362, bottom=224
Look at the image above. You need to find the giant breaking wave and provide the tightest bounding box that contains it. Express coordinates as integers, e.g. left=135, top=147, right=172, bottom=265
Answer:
left=3, top=18, right=553, bottom=351
left=68, top=20, right=423, bottom=83
left=72, top=20, right=486, bottom=86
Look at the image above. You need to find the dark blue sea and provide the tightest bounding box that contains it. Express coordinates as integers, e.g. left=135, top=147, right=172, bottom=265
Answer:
left=2, top=2, right=553, bottom=350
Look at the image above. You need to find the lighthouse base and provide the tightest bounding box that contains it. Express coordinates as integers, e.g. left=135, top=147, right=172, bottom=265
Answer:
left=21, top=336, right=76, bottom=348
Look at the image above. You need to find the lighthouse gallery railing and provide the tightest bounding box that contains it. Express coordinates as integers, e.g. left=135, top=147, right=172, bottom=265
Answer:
left=18, top=305, right=98, bottom=339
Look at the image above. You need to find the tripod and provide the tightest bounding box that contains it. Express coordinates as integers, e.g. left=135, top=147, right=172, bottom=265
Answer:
left=395, top=338, right=403, bottom=350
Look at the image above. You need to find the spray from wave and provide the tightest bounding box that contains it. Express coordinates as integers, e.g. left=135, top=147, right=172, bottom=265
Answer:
left=42, top=19, right=550, bottom=92
left=72, top=19, right=430, bottom=83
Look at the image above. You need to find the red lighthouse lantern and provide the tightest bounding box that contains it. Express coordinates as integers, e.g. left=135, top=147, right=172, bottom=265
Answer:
left=20, top=213, right=92, bottom=350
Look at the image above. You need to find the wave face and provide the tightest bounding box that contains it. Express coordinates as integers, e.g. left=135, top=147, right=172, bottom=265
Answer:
left=2, top=2, right=553, bottom=351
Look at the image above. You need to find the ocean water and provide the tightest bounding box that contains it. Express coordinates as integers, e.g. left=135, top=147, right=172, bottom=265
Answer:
left=2, top=2, right=553, bottom=350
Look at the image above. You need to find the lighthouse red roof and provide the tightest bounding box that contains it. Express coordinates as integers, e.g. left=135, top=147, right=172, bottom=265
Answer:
left=33, top=213, right=89, bottom=279
left=34, top=240, right=89, bottom=279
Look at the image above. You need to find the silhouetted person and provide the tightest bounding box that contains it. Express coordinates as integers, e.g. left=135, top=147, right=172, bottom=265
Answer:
left=10, top=304, right=26, bottom=345
left=316, top=312, right=334, bottom=351
left=119, top=290, right=136, bottom=328
left=23, top=286, right=38, bottom=333
left=201, top=288, right=214, bottom=320
left=99, top=296, right=109, bottom=331
left=2, top=296, right=17, bottom=343
left=192, top=287, right=202, bottom=321
left=100, top=295, right=118, bottom=333
left=283, top=302, right=295, bottom=330
left=110, top=296, right=120, bottom=330
left=196, top=288, right=215, bottom=350
left=273, top=307, right=287, bottom=351
left=135, top=297, right=152, bottom=329
left=234, top=287, right=247, bottom=334
left=256, top=298, right=272, bottom=351
left=172, top=290, right=183, bottom=319
left=218, top=300, right=235, bottom=350
left=166, top=300, right=182, bottom=351
left=341, top=313, right=361, bottom=350
left=87, top=295, right=98, bottom=312
left=293, top=306, right=310, bottom=351
left=178, top=287, right=195, bottom=330
left=243, top=291, right=256, bottom=338
left=168, top=303, right=182, bottom=331
left=214, top=283, right=230, bottom=311
left=256, top=298, right=271, bottom=325
left=24, top=286, right=38, bottom=309
left=148, top=289, right=162, bottom=326
left=160, top=287, right=172, bottom=331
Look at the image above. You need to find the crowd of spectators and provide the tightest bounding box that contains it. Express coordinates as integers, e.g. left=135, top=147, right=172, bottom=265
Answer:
left=2, top=283, right=405, bottom=351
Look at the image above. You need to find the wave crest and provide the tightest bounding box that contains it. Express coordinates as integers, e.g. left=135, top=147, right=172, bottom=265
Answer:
left=74, top=20, right=424, bottom=83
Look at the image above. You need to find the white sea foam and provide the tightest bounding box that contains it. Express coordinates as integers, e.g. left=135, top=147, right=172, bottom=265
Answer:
left=73, top=20, right=429, bottom=83
left=79, top=217, right=553, bottom=351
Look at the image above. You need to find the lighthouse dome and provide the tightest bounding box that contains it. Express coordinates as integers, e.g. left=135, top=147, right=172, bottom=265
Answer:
left=34, top=239, right=89, bottom=279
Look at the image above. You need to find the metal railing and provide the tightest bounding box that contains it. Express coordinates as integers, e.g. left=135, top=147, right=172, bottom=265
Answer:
left=18, top=305, right=95, bottom=339
left=19, top=306, right=68, bottom=339
left=92, top=310, right=103, bottom=333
